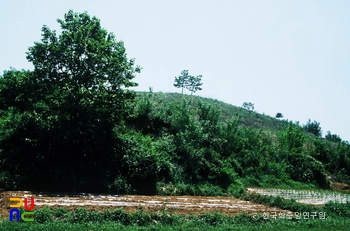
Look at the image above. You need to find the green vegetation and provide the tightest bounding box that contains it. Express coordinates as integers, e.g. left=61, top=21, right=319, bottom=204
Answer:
left=0, top=9, right=350, bottom=230
left=275, top=112, right=283, bottom=119
left=0, top=10, right=140, bottom=192
left=303, top=119, right=323, bottom=137
left=1, top=10, right=350, bottom=195
left=242, top=102, right=254, bottom=112
left=1, top=222, right=349, bottom=231
left=173, top=70, right=203, bottom=95
left=325, top=131, right=342, bottom=143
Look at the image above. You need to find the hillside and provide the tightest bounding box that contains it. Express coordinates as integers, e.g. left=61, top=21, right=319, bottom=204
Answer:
left=136, top=92, right=290, bottom=131
left=1, top=88, right=350, bottom=196
left=127, top=91, right=350, bottom=191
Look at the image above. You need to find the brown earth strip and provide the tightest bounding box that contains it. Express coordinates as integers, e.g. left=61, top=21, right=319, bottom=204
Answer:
left=0, top=191, right=290, bottom=219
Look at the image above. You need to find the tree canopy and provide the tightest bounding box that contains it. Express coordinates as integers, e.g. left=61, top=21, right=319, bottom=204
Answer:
left=242, top=102, right=254, bottom=112
left=303, top=119, right=322, bottom=137
left=0, top=10, right=141, bottom=191
left=275, top=112, right=283, bottom=119
left=174, top=70, right=202, bottom=95
left=26, top=10, right=140, bottom=120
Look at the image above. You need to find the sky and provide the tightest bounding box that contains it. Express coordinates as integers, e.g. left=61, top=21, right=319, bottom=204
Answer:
left=1, top=0, right=349, bottom=142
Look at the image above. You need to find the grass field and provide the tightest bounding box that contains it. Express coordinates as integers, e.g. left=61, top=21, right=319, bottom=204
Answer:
left=0, top=212, right=349, bottom=231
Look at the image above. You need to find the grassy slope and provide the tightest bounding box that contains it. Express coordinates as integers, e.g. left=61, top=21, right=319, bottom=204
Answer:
left=141, top=91, right=325, bottom=150
left=144, top=92, right=289, bottom=131
left=135, top=92, right=350, bottom=189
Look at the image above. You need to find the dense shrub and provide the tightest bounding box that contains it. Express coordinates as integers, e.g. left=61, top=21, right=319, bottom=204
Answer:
left=303, top=119, right=322, bottom=137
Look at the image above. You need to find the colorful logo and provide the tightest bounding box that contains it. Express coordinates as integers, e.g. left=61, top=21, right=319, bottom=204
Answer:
left=9, top=197, right=35, bottom=222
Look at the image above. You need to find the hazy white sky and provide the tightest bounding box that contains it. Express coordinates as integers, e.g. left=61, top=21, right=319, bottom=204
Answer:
left=1, top=0, right=349, bottom=141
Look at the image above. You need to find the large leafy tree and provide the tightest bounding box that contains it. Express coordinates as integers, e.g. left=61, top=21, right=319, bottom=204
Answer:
left=26, top=10, right=140, bottom=121
left=0, top=10, right=141, bottom=191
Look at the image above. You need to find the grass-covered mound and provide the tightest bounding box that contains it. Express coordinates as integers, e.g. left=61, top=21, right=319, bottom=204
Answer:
left=1, top=91, right=350, bottom=195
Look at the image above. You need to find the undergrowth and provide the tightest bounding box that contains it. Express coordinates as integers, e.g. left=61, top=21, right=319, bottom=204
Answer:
left=0, top=203, right=349, bottom=231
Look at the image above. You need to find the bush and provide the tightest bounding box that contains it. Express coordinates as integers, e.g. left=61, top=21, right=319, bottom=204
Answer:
left=325, top=131, right=342, bottom=143
left=278, top=122, right=305, bottom=153
left=103, top=208, right=129, bottom=225
left=227, top=180, right=246, bottom=198
left=119, top=131, right=173, bottom=194
left=52, top=207, right=71, bottom=222
left=199, top=212, right=227, bottom=226
left=303, top=119, right=322, bottom=137
left=34, top=207, right=52, bottom=223
left=108, top=175, right=132, bottom=194
left=0, top=171, right=15, bottom=190
left=129, top=208, right=152, bottom=226
left=324, top=201, right=350, bottom=217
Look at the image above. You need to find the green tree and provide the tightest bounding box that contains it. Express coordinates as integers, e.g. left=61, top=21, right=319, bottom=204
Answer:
left=279, top=122, right=305, bottom=153
left=26, top=10, right=140, bottom=119
left=275, top=112, right=283, bottom=119
left=0, top=10, right=141, bottom=191
left=174, top=70, right=189, bottom=94
left=174, top=70, right=202, bottom=95
left=186, top=74, right=203, bottom=95
left=0, top=68, right=35, bottom=112
left=242, top=102, right=254, bottom=112
left=325, top=131, right=342, bottom=143
left=303, top=119, right=322, bottom=137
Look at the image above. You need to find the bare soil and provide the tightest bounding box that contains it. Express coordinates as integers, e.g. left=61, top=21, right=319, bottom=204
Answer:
left=0, top=191, right=290, bottom=219
left=331, top=182, right=350, bottom=192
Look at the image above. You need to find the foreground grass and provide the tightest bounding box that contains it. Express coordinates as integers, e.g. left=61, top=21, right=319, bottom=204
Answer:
left=1, top=218, right=349, bottom=231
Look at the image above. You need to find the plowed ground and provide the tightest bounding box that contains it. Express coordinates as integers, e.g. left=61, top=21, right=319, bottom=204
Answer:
left=0, top=191, right=290, bottom=218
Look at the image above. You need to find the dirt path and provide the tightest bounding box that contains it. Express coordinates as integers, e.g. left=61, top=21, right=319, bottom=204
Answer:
left=0, top=191, right=289, bottom=218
